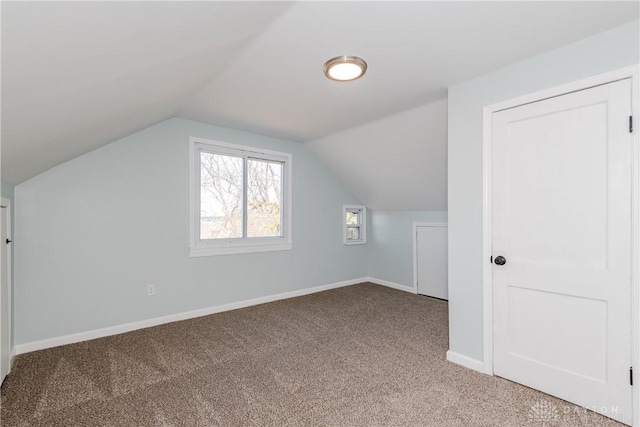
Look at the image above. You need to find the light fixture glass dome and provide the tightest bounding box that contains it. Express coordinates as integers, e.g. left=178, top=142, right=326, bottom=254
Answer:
left=323, top=56, right=367, bottom=82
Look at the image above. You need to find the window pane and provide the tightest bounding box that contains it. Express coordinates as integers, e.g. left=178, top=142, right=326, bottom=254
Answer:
left=200, top=152, right=243, bottom=239
left=347, top=226, right=360, bottom=240
left=346, top=211, right=359, bottom=225
left=247, top=159, right=283, bottom=237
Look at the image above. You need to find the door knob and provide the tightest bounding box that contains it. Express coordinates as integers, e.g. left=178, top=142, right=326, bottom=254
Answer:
left=494, top=256, right=506, bottom=265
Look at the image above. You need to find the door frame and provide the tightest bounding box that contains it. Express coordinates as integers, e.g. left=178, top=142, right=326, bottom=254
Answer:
left=413, top=221, right=448, bottom=296
left=0, top=197, right=12, bottom=380
left=481, top=65, right=640, bottom=425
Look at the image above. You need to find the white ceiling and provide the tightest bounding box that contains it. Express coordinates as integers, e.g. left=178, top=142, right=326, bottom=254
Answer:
left=1, top=1, right=292, bottom=184
left=307, top=98, right=448, bottom=211
left=2, top=1, right=638, bottom=186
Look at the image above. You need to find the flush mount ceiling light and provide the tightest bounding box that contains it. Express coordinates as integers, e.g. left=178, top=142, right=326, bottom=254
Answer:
left=323, top=55, right=367, bottom=82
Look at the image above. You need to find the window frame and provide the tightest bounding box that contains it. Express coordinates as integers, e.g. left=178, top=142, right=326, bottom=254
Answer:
left=189, top=137, right=292, bottom=257
left=343, top=204, right=366, bottom=245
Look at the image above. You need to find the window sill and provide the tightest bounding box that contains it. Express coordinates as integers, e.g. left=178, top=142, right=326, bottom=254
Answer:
left=344, top=241, right=366, bottom=246
left=190, top=242, right=292, bottom=257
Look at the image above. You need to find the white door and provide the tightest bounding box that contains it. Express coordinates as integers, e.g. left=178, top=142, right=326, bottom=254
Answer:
left=492, top=79, right=633, bottom=424
left=0, top=201, right=11, bottom=384
left=416, top=225, right=448, bottom=300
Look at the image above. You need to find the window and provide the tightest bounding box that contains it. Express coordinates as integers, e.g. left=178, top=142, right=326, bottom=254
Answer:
left=190, top=137, right=292, bottom=256
left=343, top=205, right=366, bottom=245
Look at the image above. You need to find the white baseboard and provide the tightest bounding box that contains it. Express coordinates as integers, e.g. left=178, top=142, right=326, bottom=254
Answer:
left=14, top=276, right=422, bottom=355
left=13, top=277, right=366, bottom=355
left=446, top=350, right=485, bottom=373
left=365, top=277, right=417, bottom=294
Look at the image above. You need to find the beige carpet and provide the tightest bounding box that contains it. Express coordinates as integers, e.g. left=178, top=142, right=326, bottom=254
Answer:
left=0, top=283, right=624, bottom=426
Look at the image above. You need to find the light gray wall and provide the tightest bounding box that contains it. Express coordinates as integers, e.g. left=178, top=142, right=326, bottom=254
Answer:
left=14, top=118, right=368, bottom=345
left=1, top=180, right=14, bottom=238
left=368, top=211, right=447, bottom=288
left=448, top=20, right=640, bottom=361
left=1, top=181, right=14, bottom=202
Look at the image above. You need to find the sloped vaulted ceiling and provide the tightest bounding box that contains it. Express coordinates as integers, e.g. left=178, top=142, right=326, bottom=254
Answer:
left=1, top=1, right=292, bottom=184
left=306, top=98, right=448, bottom=211
left=2, top=2, right=638, bottom=211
